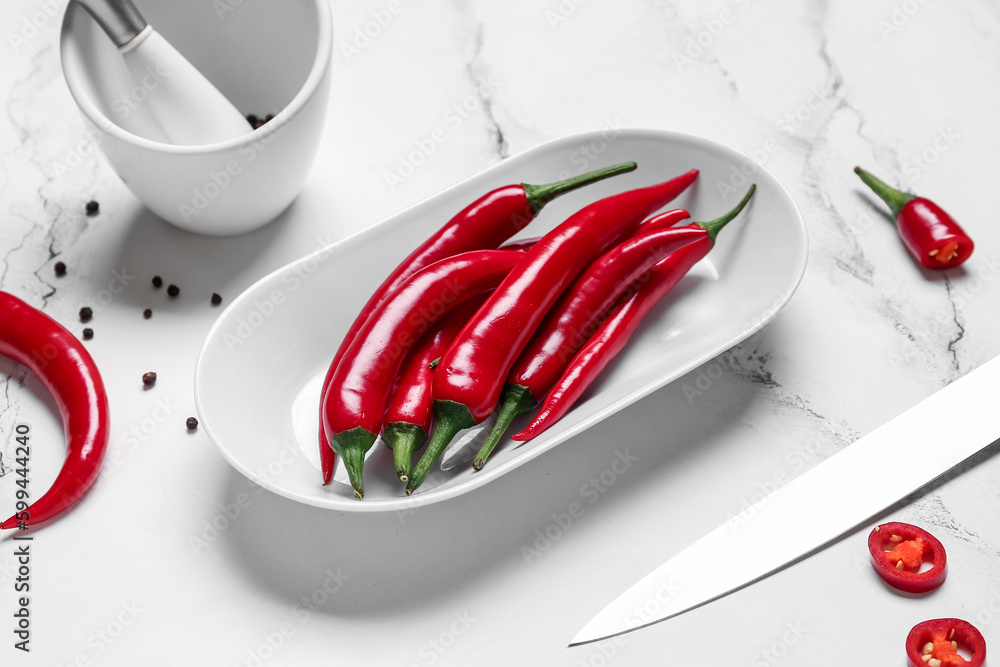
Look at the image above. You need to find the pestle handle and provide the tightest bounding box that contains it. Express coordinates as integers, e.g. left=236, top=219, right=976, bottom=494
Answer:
left=73, top=0, right=148, bottom=48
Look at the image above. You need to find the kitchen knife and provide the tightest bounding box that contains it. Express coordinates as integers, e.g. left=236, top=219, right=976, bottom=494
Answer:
left=571, top=354, right=1000, bottom=646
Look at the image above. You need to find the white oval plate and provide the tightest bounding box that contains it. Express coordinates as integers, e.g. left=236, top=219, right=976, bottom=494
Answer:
left=194, top=129, right=808, bottom=513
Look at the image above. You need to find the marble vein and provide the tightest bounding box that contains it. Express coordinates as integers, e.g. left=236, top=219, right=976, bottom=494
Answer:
left=466, top=24, right=508, bottom=160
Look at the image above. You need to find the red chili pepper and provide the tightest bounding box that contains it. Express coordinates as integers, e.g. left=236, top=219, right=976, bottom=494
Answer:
left=633, top=208, right=692, bottom=233
left=381, top=295, right=488, bottom=482
left=316, top=162, right=637, bottom=484
left=906, top=618, right=985, bottom=667
left=854, top=166, right=973, bottom=270
left=322, top=250, right=524, bottom=498
left=512, top=185, right=755, bottom=442
left=867, top=522, right=947, bottom=593
left=405, top=170, right=699, bottom=493
left=495, top=208, right=687, bottom=255
left=0, top=291, right=110, bottom=529
left=472, top=219, right=704, bottom=469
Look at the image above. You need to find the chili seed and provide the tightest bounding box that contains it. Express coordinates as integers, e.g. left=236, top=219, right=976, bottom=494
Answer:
left=82, top=328, right=94, bottom=340
left=246, top=113, right=258, bottom=126
left=929, top=659, right=942, bottom=667
left=167, top=284, right=180, bottom=297
left=152, top=275, right=163, bottom=288
left=253, top=120, right=264, bottom=130
left=186, top=417, right=199, bottom=430
left=211, top=293, right=222, bottom=306
left=54, top=261, right=67, bottom=276
left=921, top=657, right=931, bottom=664
left=265, top=114, right=275, bottom=123
left=79, top=306, right=93, bottom=322
left=142, top=372, right=157, bottom=387
left=923, top=643, right=934, bottom=654
left=143, top=308, right=152, bottom=319
left=85, top=200, right=99, bottom=216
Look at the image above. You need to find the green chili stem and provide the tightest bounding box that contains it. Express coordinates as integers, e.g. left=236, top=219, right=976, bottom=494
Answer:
left=698, top=184, right=756, bottom=244
left=523, top=162, right=638, bottom=214
left=854, top=166, right=915, bottom=218
left=382, top=422, right=427, bottom=483
left=473, top=384, right=537, bottom=471
left=329, top=426, right=377, bottom=500
left=406, top=401, right=476, bottom=494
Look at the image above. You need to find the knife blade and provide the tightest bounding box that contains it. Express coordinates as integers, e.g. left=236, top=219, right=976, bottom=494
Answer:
left=570, top=355, right=1000, bottom=646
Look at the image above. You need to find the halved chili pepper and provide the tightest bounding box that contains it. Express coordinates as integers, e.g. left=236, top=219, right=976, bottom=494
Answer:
left=322, top=250, right=523, bottom=499
left=0, top=291, right=110, bottom=529
left=316, top=162, right=637, bottom=484
left=854, top=166, right=973, bottom=270
left=382, top=295, right=488, bottom=482
left=512, top=185, right=755, bottom=442
left=867, top=521, right=947, bottom=593
left=405, top=170, right=699, bottom=493
left=472, top=217, right=704, bottom=469
left=906, top=618, right=985, bottom=667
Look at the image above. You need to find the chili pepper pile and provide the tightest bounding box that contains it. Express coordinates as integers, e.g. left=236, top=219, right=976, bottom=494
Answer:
left=317, top=162, right=638, bottom=487
left=319, top=163, right=758, bottom=499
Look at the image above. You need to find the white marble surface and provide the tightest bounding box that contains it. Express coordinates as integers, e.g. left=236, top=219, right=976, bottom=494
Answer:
left=2, top=0, right=1000, bottom=664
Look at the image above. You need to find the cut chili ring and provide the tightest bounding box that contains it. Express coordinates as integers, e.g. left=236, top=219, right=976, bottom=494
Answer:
left=868, top=522, right=947, bottom=593
left=905, top=618, right=985, bottom=667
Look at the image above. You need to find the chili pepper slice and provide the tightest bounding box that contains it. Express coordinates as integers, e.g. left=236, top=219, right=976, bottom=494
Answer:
left=472, top=220, right=705, bottom=469
left=0, top=291, right=110, bottom=529
left=512, top=185, right=755, bottom=442
left=382, top=295, right=488, bottom=482
left=322, top=250, right=523, bottom=499
left=867, top=522, right=947, bottom=593
left=854, top=166, right=973, bottom=270
left=405, top=170, right=699, bottom=493
left=906, top=618, right=985, bottom=667
left=316, top=162, right=637, bottom=484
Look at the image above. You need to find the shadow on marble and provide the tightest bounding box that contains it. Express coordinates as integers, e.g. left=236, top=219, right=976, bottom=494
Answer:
left=102, top=202, right=296, bottom=310
left=209, top=342, right=769, bottom=619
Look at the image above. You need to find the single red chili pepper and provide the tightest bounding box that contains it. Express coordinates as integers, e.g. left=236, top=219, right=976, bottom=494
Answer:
left=906, top=618, right=985, bottom=667
left=473, top=221, right=704, bottom=469
left=0, top=291, right=110, bottom=529
left=382, top=295, right=488, bottom=482
left=322, top=250, right=524, bottom=498
left=316, top=162, right=637, bottom=484
left=867, top=522, right=947, bottom=593
left=854, top=166, right=973, bottom=270
left=405, top=170, right=699, bottom=493
left=512, top=185, right=755, bottom=442
left=633, top=208, right=691, bottom=233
